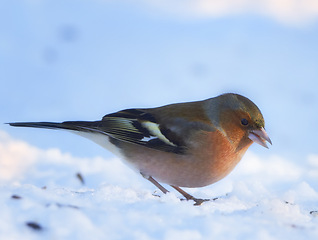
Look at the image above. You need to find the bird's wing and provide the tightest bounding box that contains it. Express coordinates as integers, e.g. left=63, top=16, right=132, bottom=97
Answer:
left=99, top=109, right=188, bottom=154
left=9, top=108, right=214, bottom=154
left=7, top=109, right=181, bottom=154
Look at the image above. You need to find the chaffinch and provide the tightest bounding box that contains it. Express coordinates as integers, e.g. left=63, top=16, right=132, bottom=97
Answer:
left=9, top=93, right=271, bottom=205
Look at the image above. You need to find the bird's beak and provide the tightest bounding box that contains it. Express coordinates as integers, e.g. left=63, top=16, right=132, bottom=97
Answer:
left=248, top=127, right=272, bottom=148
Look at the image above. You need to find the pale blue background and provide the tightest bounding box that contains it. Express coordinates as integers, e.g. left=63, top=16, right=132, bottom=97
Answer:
left=1, top=0, right=318, bottom=161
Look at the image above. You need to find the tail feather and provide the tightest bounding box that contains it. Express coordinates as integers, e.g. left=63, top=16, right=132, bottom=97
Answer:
left=8, top=121, right=102, bottom=133
left=8, top=121, right=121, bottom=154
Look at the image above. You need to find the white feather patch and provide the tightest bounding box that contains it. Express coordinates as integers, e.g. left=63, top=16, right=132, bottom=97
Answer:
left=73, top=131, right=123, bottom=157
left=141, top=135, right=157, bottom=142
left=141, top=121, right=176, bottom=146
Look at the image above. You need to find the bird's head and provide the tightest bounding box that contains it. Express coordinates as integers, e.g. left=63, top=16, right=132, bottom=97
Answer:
left=206, top=93, right=272, bottom=148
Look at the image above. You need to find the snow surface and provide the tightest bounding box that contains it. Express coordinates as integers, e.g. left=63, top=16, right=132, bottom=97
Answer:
left=1, top=1, right=318, bottom=239
left=1, top=130, right=318, bottom=240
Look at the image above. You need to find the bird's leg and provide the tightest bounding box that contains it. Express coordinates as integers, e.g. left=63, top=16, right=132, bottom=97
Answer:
left=141, top=173, right=210, bottom=205
left=171, top=186, right=210, bottom=206
left=141, top=173, right=169, bottom=194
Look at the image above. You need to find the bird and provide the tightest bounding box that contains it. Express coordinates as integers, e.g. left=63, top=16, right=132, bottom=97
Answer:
left=9, top=93, right=271, bottom=205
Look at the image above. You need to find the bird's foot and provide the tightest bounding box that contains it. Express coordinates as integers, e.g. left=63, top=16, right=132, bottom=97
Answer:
left=151, top=191, right=162, bottom=198
left=171, top=185, right=218, bottom=206
left=188, top=197, right=218, bottom=206
left=192, top=198, right=210, bottom=206
left=152, top=190, right=218, bottom=205
left=179, top=197, right=215, bottom=205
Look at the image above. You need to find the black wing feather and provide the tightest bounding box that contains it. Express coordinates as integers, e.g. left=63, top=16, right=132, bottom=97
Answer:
left=8, top=109, right=187, bottom=154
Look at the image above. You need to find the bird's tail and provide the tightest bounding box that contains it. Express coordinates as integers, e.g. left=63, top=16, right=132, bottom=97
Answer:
left=8, top=121, right=103, bottom=133
left=8, top=121, right=120, bottom=154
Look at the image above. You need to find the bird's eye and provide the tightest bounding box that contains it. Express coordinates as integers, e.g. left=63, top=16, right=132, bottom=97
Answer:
left=241, top=118, right=249, bottom=126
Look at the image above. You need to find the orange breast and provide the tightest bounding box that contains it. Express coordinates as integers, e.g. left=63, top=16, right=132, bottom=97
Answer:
left=120, top=130, right=252, bottom=188
left=184, top=130, right=252, bottom=186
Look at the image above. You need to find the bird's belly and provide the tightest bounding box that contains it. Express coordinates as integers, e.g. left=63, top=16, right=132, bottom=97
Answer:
left=127, top=152, right=242, bottom=188
left=91, top=131, right=252, bottom=188
left=119, top=138, right=250, bottom=188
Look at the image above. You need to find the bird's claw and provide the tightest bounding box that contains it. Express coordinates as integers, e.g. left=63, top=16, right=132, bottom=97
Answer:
left=193, top=198, right=210, bottom=206
left=180, top=197, right=217, bottom=206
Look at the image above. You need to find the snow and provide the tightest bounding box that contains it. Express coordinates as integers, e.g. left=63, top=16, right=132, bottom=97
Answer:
left=1, top=130, right=317, bottom=240
left=1, top=1, right=318, bottom=239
